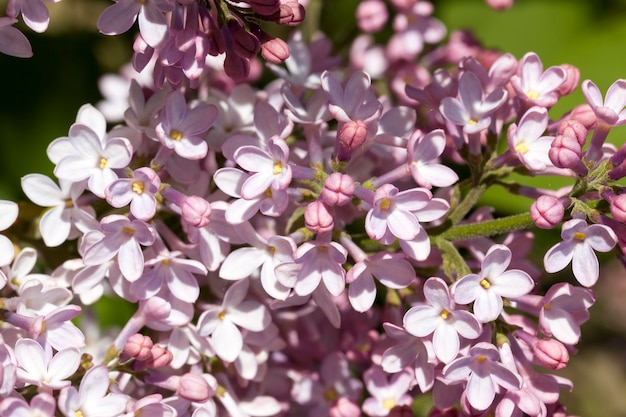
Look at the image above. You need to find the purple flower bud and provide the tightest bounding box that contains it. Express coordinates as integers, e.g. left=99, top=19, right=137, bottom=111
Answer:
left=178, top=373, right=211, bottom=402
left=556, top=64, right=581, bottom=96
left=531, top=195, right=564, bottom=229
left=148, top=345, right=173, bottom=369
left=610, top=194, right=626, bottom=223
left=123, top=333, right=153, bottom=361
left=228, top=20, right=260, bottom=60
left=356, top=0, right=388, bottom=33
left=549, top=134, right=588, bottom=175
left=485, top=0, right=514, bottom=10
left=337, top=120, right=368, bottom=161
left=534, top=338, right=569, bottom=370
left=248, top=0, right=280, bottom=16
left=261, top=36, right=290, bottom=64
left=557, top=119, right=587, bottom=147
left=321, top=173, right=355, bottom=206
left=566, top=104, right=597, bottom=130
left=224, top=51, right=250, bottom=82
left=304, top=200, right=334, bottom=234
left=390, top=406, right=419, bottom=417
left=428, top=408, right=460, bottom=417
left=181, top=195, right=212, bottom=228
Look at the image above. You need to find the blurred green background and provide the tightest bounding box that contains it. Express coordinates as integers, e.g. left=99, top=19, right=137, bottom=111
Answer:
left=2, top=0, right=626, bottom=414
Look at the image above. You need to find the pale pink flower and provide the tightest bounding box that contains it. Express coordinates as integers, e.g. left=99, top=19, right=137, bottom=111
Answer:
left=510, top=52, right=567, bottom=107
left=543, top=218, right=617, bottom=287
left=105, top=167, right=161, bottom=220
left=361, top=367, right=413, bottom=417
left=581, top=78, right=626, bottom=126
left=453, top=244, right=534, bottom=323
left=196, top=279, right=271, bottom=362
left=507, top=106, right=555, bottom=171
left=15, top=338, right=80, bottom=390
left=321, top=70, right=383, bottom=125
left=97, top=0, right=173, bottom=48
left=443, top=342, right=522, bottom=411
left=0, top=339, right=17, bottom=396
left=0, top=392, right=56, bottom=417
left=539, top=283, right=595, bottom=345
left=82, top=214, right=156, bottom=282
left=403, top=277, right=482, bottom=363
left=407, top=129, right=459, bottom=188
left=58, top=364, right=128, bottom=417
left=0, top=200, right=18, bottom=266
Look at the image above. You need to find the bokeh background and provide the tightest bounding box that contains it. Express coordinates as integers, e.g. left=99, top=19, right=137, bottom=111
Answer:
left=1, top=0, right=626, bottom=414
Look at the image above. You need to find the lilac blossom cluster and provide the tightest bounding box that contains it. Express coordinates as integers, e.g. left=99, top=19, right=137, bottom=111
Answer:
left=1, top=0, right=626, bottom=416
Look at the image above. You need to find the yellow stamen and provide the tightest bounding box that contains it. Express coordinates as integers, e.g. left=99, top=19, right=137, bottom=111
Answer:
left=75, top=410, right=84, bottom=417
left=573, top=232, right=586, bottom=241
left=65, top=200, right=74, bottom=207
left=265, top=188, right=273, bottom=197
left=132, top=181, right=145, bottom=195
left=477, top=355, right=487, bottom=363
left=480, top=278, right=491, bottom=289
left=441, top=309, right=450, bottom=320
left=514, top=142, right=528, bottom=154
left=383, top=398, right=397, bottom=410
left=544, top=302, right=551, bottom=310
left=123, top=226, right=135, bottom=235
left=324, top=387, right=338, bottom=402
left=218, top=311, right=226, bottom=320
left=468, top=119, right=478, bottom=126
left=161, top=259, right=169, bottom=265
left=273, top=161, right=283, bottom=175
left=379, top=197, right=392, bottom=211
left=527, top=90, right=540, bottom=100
left=99, top=157, right=108, bottom=169
left=10, top=277, right=19, bottom=286
left=169, top=129, right=183, bottom=141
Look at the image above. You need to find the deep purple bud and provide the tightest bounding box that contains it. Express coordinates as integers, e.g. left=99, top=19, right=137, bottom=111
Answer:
left=224, top=51, right=250, bottom=82
left=181, top=195, right=212, bottom=228
left=531, top=195, right=564, bottom=229
left=337, top=120, right=368, bottom=161
left=248, top=0, right=280, bottom=15
left=356, top=0, right=388, bottom=33
left=610, top=194, right=626, bottom=223
left=178, top=373, right=211, bottom=402
left=549, top=134, right=588, bottom=175
left=389, top=405, right=418, bottom=417
left=321, top=173, right=355, bottom=206
left=228, top=20, right=260, bottom=59
left=534, top=338, right=569, bottom=370
left=557, top=119, right=587, bottom=147
left=428, top=407, right=460, bottom=417
left=304, top=200, right=334, bottom=233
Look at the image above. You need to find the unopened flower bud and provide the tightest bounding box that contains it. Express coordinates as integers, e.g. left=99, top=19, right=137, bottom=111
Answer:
left=148, top=345, right=174, bottom=369
left=261, top=36, right=290, bottom=64
left=556, top=64, right=580, bottom=96
left=549, top=134, right=588, bottom=175
left=534, top=338, right=569, bottom=370
left=228, top=20, right=260, bottom=59
left=178, top=373, right=211, bottom=402
left=321, top=173, right=355, bottom=206
left=329, top=397, right=361, bottom=417
left=224, top=51, right=250, bottom=82
left=123, top=333, right=153, bottom=361
left=557, top=119, right=587, bottom=147
left=356, top=0, right=388, bottom=33
left=248, top=0, right=280, bottom=15
left=304, top=200, right=334, bottom=234
left=181, top=195, right=212, bottom=228
left=567, top=104, right=597, bottom=130
left=285, top=1, right=305, bottom=26
left=389, top=405, right=417, bottom=417
left=610, top=194, right=626, bottom=223
left=531, top=195, right=564, bottom=229
left=337, top=120, right=368, bottom=161
left=485, top=0, right=514, bottom=10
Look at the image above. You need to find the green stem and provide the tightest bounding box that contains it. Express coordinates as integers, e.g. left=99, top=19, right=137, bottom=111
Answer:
left=447, top=182, right=487, bottom=225
left=439, top=212, right=535, bottom=241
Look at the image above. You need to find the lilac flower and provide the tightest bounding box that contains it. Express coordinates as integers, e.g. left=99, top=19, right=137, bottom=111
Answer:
left=443, top=342, right=522, bottom=411
left=0, top=393, right=56, bottom=417
left=539, top=283, right=595, bottom=345
left=0, top=17, right=32, bottom=58
left=105, top=167, right=161, bottom=221
left=403, top=277, right=482, bottom=363
left=506, top=106, right=555, bottom=171
left=453, top=244, right=534, bottom=323
left=58, top=364, right=128, bottom=417
left=15, top=338, right=80, bottom=390
left=0, top=338, right=17, bottom=396
left=510, top=52, right=567, bottom=107
left=543, top=218, right=618, bottom=287
left=439, top=71, right=508, bottom=134
left=82, top=214, right=156, bottom=282
left=365, top=184, right=433, bottom=244
left=0, top=200, right=19, bottom=267
left=407, top=129, right=459, bottom=189
left=155, top=91, right=218, bottom=160
left=361, top=367, right=413, bottom=416
left=21, top=173, right=97, bottom=247
left=6, top=0, right=54, bottom=33
left=196, top=279, right=271, bottom=363
left=321, top=70, right=383, bottom=125
left=233, top=136, right=293, bottom=200
left=581, top=78, right=626, bottom=126
left=51, top=123, right=133, bottom=198
left=97, top=0, right=173, bottom=48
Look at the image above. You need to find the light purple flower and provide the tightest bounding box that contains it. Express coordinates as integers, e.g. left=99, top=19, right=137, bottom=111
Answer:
left=507, top=106, right=555, bottom=171
left=453, top=244, right=534, bottom=322
left=321, top=70, right=383, bottom=125
left=510, top=52, right=567, bottom=107
left=105, top=167, right=161, bottom=220
left=0, top=392, right=56, bottom=417
left=539, top=283, right=595, bottom=345
left=403, top=277, right=482, bottom=363
left=582, top=78, right=626, bottom=125
left=0, top=17, right=32, bottom=58
left=97, top=0, right=173, bottom=48
left=155, top=91, right=218, bottom=160
left=7, top=0, right=54, bottom=33
left=407, top=129, right=459, bottom=189
left=361, top=367, right=413, bottom=416
left=443, top=342, right=522, bottom=411
left=0, top=200, right=19, bottom=266
left=439, top=71, right=508, bottom=134
left=544, top=218, right=617, bottom=287
left=15, top=338, right=80, bottom=390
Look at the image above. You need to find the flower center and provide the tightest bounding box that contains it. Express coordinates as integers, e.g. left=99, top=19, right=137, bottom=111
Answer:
left=480, top=278, right=491, bottom=289
left=218, top=310, right=226, bottom=320
left=527, top=89, right=540, bottom=100
left=440, top=309, right=450, bottom=320
left=383, top=398, right=397, bottom=410
left=169, top=129, right=183, bottom=141
left=573, top=232, right=586, bottom=241
left=75, top=410, right=84, bottom=417
left=379, top=197, right=392, bottom=211
left=123, top=226, right=135, bottom=236
left=99, top=157, right=108, bottom=169
left=468, top=118, right=478, bottom=126
left=132, top=181, right=145, bottom=195
left=515, top=142, right=528, bottom=154
left=273, top=161, right=283, bottom=175
left=324, top=387, right=338, bottom=402
left=477, top=355, right=487, bottom=363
